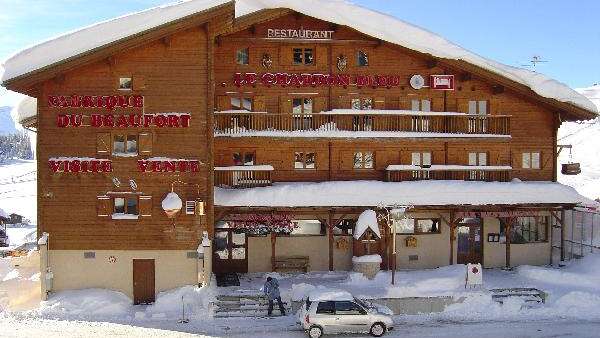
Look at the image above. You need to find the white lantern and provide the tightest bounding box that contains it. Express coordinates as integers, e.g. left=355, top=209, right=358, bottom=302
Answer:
left=162, top=192, right=183, bottom=219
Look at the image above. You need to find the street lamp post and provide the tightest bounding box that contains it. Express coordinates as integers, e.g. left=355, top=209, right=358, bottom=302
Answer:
left=378, top=204, right=410, bottom=285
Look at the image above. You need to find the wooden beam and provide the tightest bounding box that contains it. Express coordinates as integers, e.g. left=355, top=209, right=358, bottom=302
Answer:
left=505, top=217, right=514, bottom=269
left=271, top=231, right=276, bottom=272
left=448, top=211, right=457, bottom=265
left=328, top=212, right=334, bottom=271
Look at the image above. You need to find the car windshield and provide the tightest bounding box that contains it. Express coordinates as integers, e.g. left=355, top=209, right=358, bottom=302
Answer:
left=354, top=298, right=372, bottom=309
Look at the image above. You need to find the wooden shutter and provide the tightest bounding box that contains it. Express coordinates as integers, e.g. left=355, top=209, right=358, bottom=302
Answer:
left=490, top=98, right=500, bottom=115
left=374, top=97, right=386, bottom=110
left=316, top=45, right=328, bottom=68
left=340, top=150, right=355, bottom=170
left=432, top=98, right=444, bottom=112
left=280, top=96, right=292, bottom=114
left=96, top=133, right=111, bottom=155
left=133, top=75, right=146, bottom=91
left=313, top=97, right=327, bottom=113
left=279, top=45, right=293, bottom=66
left=139, top=196, right=152, bottom=217
left=253, top=95, right=266, bottom=112
left=216, top=95, right=230, bottom=112
left=398, top=96, right=410, bottom=110
left=138, top=133, right=153, bottom=156
left=97, top=195, right=111, bottom=217
left=456, top=99, right=470, bottom=113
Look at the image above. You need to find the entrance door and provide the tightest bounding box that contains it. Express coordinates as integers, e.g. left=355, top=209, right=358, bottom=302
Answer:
left=133, top=259, right=155, bottom=305
left=457, top=218, right=483, bottom=264
left=213, top=229, right=248, bottom=274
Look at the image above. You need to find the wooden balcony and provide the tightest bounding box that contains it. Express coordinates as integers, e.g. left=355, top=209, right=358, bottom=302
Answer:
left=214, top=165, right=274, bottom=188
left=386, top=165, right=512, bottom=182
left=214, top=110, right=511, bottom=137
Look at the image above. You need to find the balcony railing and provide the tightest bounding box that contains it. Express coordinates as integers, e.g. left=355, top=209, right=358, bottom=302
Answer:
left=214, top=110, right=511, bottom=136
left=214, top=165, right=273, bottom=188
left=386, top=165, right=512, bottom=182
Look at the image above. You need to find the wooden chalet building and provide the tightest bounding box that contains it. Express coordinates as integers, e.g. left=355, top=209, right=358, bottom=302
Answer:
left=1, top=0, right=597, bottom=303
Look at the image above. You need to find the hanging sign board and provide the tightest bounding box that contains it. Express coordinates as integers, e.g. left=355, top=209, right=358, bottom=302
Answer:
left=457, top=210, right=543, bottom=218
left=430, top=75, right=455, bottom=90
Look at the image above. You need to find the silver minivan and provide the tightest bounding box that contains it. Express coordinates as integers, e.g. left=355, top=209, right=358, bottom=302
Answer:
left=298, top=289, right=394, bottom=338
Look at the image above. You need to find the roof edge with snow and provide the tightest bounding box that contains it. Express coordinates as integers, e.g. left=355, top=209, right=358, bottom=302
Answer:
left=1, top=0, right=597, bottom=120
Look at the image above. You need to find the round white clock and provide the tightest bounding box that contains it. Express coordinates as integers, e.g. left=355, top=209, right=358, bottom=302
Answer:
left=410, top=74, right=425, bottom=90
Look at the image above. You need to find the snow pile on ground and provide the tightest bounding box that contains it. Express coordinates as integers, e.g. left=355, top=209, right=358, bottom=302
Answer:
left=351, top=254, right=382, bottom=264
left=0, top=251, right=41, bottom=312
left=2, top=1, right=595, bottom=115
left=215, top=180, right=590, bottom=208
left=33, top=283, right=216, bottom=321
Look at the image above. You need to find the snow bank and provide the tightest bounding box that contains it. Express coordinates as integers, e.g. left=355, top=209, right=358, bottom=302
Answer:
left=38, top=289, right=132, bottom=319
left=2, top=0, right=595, bottom=115
left=215, top=180, right=588, bottom=207
left=143, top=284, right=215, bottom=319
left=308, top=288, right=354, bottom=302
left=354, top=210, right=380, bottom=240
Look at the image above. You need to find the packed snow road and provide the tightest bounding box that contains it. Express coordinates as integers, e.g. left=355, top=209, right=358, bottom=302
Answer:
left=2, top=317, right=600, bottom=338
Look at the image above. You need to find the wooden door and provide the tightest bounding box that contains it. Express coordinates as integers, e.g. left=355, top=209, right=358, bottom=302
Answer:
left=133, top=259, right=155, bottom=305
left=457, top=219, right=483, bottom=265
left=213, top=229, right=248, bottom=274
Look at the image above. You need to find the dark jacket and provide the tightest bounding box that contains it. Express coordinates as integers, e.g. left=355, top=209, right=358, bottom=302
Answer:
left=263, top=278, right=281, bottom=300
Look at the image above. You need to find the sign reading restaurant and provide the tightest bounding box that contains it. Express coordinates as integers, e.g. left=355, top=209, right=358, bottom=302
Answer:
left=267, top=28, right=334, bottom=39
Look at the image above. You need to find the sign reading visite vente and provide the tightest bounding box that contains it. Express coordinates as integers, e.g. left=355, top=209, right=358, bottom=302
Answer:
left=267, top=28, right=334, bottom=40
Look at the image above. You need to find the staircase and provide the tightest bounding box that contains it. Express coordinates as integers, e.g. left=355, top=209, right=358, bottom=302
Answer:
left=213, top=294, right=293, bottom=318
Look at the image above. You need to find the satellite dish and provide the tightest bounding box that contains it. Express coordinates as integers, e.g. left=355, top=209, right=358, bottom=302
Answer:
left=410, top=75, right=425, bottom=90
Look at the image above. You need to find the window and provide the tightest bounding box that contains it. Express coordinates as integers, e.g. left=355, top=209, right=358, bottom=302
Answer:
left=522, top=152, right=541, bottom=169
left=468, top=101, right=488, bottom=115
left=292, top=98, right=313, bottom=130
left=230, top=97, right=253, bottom=111
left=335, top=301, right=365, bottom=315
left=468, top=152, right=488, bottom=180
left=468, top=100, right=488, bottom=133
left=394, top=218, right=441, bottom=234
left=293, top=48, right=314, bottom=65
left=233, top=151, right=255, bottom=166
left=113, top=197, right=138, bottom=217
left=316, top=301, right=335, bottom=314
left=295, top=152, right=316, bottom=169
left=353, top=151, right=374, bottom=169
left=236, top=48, right=249, bottom=65
left=411, top=152, right=432, bottom=166
left=351, top=98, right=373, bottom=110
left=411, top=99, right=431, bottom=112
left=118, top=77, right=132, bottom=90
left=357, top=50, right=369, bottom=66
left=351, top=98, right=373, bottom=131
left=333, top=219, right=355, bottom=235
left=501, top=217, right=548, bottom=243
left=290, top=220, right=325, bottom=236
left=113, top=134, right=137, bottom=156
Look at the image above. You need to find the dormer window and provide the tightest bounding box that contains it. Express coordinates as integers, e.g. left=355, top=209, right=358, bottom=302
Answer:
left=293, top=48, right=314, bottom=65
left=357, top=51, right=369, bottom=67
left=236, top=48, right=249, bottom=65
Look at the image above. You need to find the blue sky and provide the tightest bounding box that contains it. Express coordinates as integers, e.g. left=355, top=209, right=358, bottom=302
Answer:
left=1, top=0, right=599, bottom=106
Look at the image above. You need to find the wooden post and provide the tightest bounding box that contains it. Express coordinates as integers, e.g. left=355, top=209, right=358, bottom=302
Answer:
left=560, top=209, right=566, bottom=262
left=449, top=211, right=456, bottom=265
left=271, top=231, right=276, bottom=272
left=328, top=212, right=334, bottom=271
left=505, top=217, right=512, bottom=269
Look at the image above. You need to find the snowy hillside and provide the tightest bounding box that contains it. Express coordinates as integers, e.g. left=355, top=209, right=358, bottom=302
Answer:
left=0, top=106, right=17, bottom=135
left=558, top=85, right=600, bottom=200
left=0, top=160, right=36, bottom=222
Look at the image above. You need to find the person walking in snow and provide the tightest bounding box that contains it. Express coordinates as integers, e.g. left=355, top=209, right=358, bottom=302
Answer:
left=263, top=276, right=286, bottom=316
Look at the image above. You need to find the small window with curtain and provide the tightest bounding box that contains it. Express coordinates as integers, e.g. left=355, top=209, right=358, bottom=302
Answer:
left=522, top=152, right=541, bottom=169
left=236, top=48, right=249, bottom=65
left=353, top=151, right=374, bottom=169
left=294, top=152, right=316, bottom=170
left=357, top=50, right=369, bottom=66
left=230, top=96, right=253, bottom=111
left=501, top=216, right=548, bottom=243
left=293, top=48, right=314, bottom=65
left=112, top=196, right=139, bottom=220
left=233, top=151, right=255, bottom=166
left=411, top=99, right=431, bottom=112
left=113, top=134, right=138, bottom=156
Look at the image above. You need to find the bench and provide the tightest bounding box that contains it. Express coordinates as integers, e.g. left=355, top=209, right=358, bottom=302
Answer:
left=274, top=256, right=310, bottom=273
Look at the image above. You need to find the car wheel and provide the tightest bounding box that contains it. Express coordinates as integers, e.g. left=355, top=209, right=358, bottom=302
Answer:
left=307, top=325, right=323, bottom=338
left=370, top=322, right=386, bottom=337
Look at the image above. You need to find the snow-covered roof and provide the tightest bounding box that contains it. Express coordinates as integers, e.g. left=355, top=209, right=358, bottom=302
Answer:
left=308, top=288, right=354, bottom=302
left=1, top=0, right=597, bottom=116
left=354, top=210, right=380, bottom=240
left=214, top=180, right=592, bottom=208
left=12, top=96, right=36, bottom=124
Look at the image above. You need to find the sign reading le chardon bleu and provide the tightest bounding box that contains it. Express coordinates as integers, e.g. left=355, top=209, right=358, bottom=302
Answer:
left=267, top=28, right=334, bottom=40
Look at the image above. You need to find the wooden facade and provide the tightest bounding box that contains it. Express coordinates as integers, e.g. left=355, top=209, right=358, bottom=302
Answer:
left=1, top=3, right=596, bottom=293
